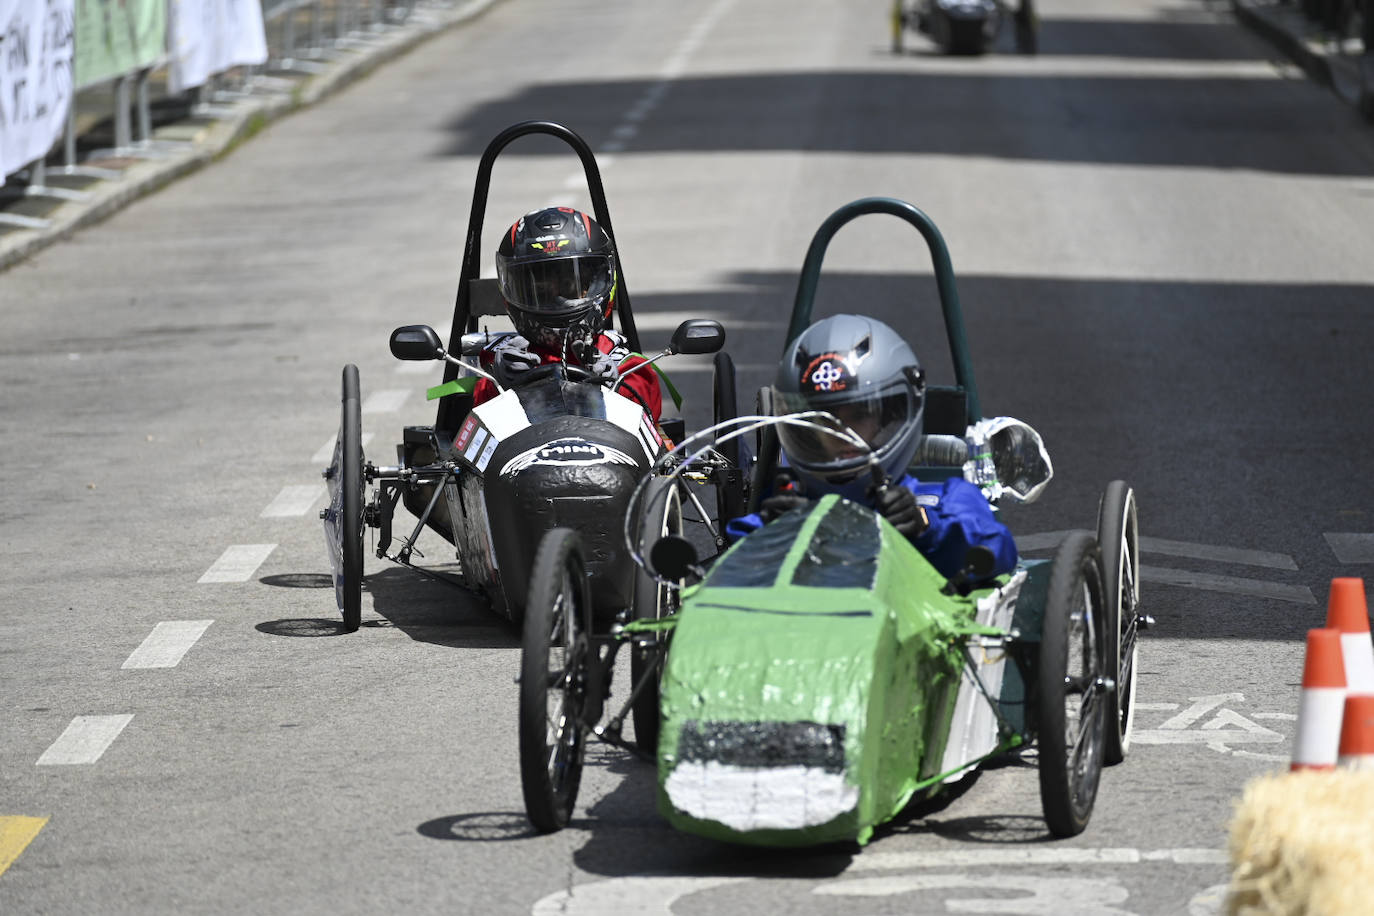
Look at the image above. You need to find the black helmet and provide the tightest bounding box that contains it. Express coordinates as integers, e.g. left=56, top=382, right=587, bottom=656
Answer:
left=494, top=207, right=617, bottom=349
left=771, top=314, right=926, bottom=495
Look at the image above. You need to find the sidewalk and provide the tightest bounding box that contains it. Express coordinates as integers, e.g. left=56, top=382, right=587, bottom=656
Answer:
left=0, top=0, right=503, bottom=275
left=1232, top=0, right=1374, bottom=119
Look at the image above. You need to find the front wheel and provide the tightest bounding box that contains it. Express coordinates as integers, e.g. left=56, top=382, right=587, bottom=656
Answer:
left=1037, top=531, right=1107, bottom=838
left=1097, top=481, right=1140, bottom=765
left=711, top=351, right=746, bottom=530
left=631, top=479, right=683, bottom=756
left=324, top=364, right=365, bottom=633
left=519, top=528, right=592, bottom=833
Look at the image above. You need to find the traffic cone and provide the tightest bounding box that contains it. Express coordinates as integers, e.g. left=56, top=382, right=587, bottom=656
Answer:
left=1337, top=694, right=1374, bottom=770
left=1291, top=628, right=1347, bottom=771
left=1325, top=578, right=1374, bottom=693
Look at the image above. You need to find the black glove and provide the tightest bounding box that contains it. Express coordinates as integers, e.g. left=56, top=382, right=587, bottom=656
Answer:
left=872, top=484, right=929, bottom=538
left=758, top=491, right=811, bottom=523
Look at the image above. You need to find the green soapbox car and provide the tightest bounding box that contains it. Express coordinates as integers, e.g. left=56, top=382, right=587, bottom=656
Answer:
left=516, top=198, right=1145, bottom=845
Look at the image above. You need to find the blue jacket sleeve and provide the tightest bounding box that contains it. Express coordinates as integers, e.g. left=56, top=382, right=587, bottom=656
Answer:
left=725, top=512, right=764, bottom=540
left=908, top=477, right=1018, bottom=580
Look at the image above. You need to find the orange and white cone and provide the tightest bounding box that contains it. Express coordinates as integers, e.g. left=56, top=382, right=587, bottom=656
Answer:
left=1291, top=628, right=1347, bottom=771
left=1337, top=694, right=1374, bottom=770
left=1325, top=577, right=1374, bottom=693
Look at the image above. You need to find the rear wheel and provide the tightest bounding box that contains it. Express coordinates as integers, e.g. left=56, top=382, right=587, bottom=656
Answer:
left=327, top=364, right=365, bottom=633
left=519, top=528, right=592, bottom=832
left=1037, top=531, right=1107, bottom=838
left=712, top=351, right=746, bottom=529
left=1098, top=481, right=1140, bottom=765
left=631, top=479, right=683, bottom=755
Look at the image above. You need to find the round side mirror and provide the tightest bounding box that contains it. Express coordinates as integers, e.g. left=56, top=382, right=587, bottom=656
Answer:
left=390, top=325, right=444, bottom=361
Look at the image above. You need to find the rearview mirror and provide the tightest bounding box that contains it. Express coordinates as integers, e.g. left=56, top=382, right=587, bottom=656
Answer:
left=668, top=319, right=725, bottom=356
left=390, top=325, right=444, bottom=361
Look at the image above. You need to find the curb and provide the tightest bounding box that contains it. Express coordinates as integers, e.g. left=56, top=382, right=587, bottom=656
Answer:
left=1231, top=0, right=1373, bottom=119
left=0, top=0, right=504, bottom=275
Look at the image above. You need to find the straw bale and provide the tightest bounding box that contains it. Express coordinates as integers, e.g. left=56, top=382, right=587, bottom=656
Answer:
left=1227, top=770, right=1374, bottom=915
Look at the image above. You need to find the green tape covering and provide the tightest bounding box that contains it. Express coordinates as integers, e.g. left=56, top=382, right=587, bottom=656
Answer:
left=426, top=376, right=477, bottom=401
left=656, top=496, right=987, bottom=847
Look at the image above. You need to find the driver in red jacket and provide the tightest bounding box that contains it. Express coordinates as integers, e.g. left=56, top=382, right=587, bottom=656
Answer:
left=470, top=206, right=663, bottom=423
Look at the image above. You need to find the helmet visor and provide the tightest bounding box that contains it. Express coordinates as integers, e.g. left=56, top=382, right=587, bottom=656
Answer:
left=498, top=254, right=614, bottom=315
left=771, top=383, right=921, bottom=475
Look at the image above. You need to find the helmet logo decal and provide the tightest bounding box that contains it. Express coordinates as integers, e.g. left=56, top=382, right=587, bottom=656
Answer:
left=801, top=352, right=857, bottom=394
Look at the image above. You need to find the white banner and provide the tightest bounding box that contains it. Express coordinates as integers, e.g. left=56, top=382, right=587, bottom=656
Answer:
left=0, top=0, right=75, bottom=185
left=167, top=0, right=266, bottom=95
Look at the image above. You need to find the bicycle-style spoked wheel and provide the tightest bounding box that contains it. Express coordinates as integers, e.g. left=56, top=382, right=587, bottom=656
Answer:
left=519, top=528, right=592, bottom=832
left=324, top=364, right=365, bottom=633
left=631, top=479, right=683, bottom=755
left=711, top=350, right=746, bottom=530
left=1097, top=480, right=1140, bottom=765
left=1037, top=531, right=1107, bottom=838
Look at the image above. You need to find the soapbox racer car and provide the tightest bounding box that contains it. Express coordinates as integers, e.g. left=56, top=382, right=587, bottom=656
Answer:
left=514, top=197, right=1146, bottom=842
left=891, top=0, right=1038, bottom=55
left=319, top=120, right=732, bottom=653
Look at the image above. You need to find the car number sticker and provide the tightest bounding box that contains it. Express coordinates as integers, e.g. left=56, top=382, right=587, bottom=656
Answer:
left=455, top=415, right=479, bottom=451
left=463, top=427, right=488, bottom=463
left=475, top=435, right=498, bottom=472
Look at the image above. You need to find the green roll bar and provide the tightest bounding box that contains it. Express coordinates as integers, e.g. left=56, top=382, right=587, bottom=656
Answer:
left=784, top=197, right=981, bottom=425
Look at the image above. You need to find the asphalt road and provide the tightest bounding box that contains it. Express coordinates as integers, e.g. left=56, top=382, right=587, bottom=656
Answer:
left=3, top=0, right=1374, bottom=913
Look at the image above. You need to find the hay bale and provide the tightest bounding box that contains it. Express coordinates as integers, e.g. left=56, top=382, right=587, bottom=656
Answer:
left=1227, top=770, right=1374, bottom=915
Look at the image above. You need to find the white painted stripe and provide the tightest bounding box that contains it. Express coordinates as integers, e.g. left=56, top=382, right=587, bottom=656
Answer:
left=122, top=620, right=214, bottom=669
left=260, top=485, right=325, bottom=518
left=1325, top=532, right=1374, bottom=563
left=36, top=715, right=133, bottom=765
left=394, top=360, right=437, bottom=375
left=850, top=848, right=1143, bottom=871
left=1140, top=536, right=1297, bottom=570
left=1141, top=566, right=1315, bottom=605
left=1016, top=530, right=1297, bottom=569
left=198, top=544, right=276, bottom=583
left=311, top=432, right=373, bottom=465
left=361, top=389, right=409, bottom=413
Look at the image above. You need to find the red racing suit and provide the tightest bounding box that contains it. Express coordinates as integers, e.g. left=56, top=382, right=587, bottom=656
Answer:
left=471, top=331, right=664, bottom=424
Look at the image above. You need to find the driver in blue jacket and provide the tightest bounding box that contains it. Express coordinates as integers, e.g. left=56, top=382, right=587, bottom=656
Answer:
left=727, top=314, right=1017, bottom=581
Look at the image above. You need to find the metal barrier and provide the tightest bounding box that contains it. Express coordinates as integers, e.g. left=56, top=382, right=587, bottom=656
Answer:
left=0, top=0, right=431, bottom=228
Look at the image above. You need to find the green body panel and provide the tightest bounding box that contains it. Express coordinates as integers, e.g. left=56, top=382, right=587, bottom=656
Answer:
left=656, top=496, right=988, bottom=846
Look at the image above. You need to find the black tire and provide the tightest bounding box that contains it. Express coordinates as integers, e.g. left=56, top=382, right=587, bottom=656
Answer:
left=1097, top=481, right=1140, bottom=765
left=1037, top=531, right=1107, bottom=838
left=338, top=365, right=364, bottom=633
left=631, top=479, right=683, bottom=755
left=948, top=16, right=989, bottom=54
left=712, top=351, right=746, bottom=528
left=519, top=528, right=592, bottom=833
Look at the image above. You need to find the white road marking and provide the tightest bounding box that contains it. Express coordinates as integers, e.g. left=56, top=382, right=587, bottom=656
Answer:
left=394, top=360, right=436, bottom=375
left=1252, top=712, right=1298, bottom=721
left=198, top=544, right=276, bottom=583
left=1134, top=694, right=1284, bottom=751
left=1141, top=565, right=1315, bottom=605
left=1017, top=530, right=1297, bottom=569
left=361, top=389, right=409, bottom=413
left=260, top=485, right=325, bottom=518
left=817, top=874, right=1135, bottom=914
left=311, top=432, right=373, bottom=465
left=121, top=621, right=214, bottom=669
left=36, top=715, right=133, bottom=765
left=530, top=848, right=1229, bottom=914
left=1157, top=694, right=1240, bottom=730
left=1324, top=532, right=1374, bottom=563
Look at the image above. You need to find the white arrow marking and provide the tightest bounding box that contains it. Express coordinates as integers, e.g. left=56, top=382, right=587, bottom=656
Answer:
left=1157, top=694, right=1245, bottom=730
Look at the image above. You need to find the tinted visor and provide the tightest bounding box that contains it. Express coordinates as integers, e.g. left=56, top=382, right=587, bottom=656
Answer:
left=772, top=384, right=920, bottom=473
left=498, top=254, right=614, bottom=314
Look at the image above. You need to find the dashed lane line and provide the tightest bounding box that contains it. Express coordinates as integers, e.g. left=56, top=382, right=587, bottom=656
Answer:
left=260, top=485, right=325, bottom=518
left=311, top=432, right=374, bottom=465
left=36, top=715, right=133, bottom=765
left=197, top=544, right=276, bottom=583
left=1324, top=532, right=1374, bottom=563
left=849, top=848, right=1228, bottom=870
left=121, top=621, right=214, bottom=669
left=1141, top=566, right=1315, bottom=605
left=361, top=389, right=410, bottom=414
left=0, top=816, right=48, bottom=878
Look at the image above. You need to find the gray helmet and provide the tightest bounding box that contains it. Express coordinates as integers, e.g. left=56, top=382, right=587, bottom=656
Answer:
left=771, top=314, right=926, bottom=492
